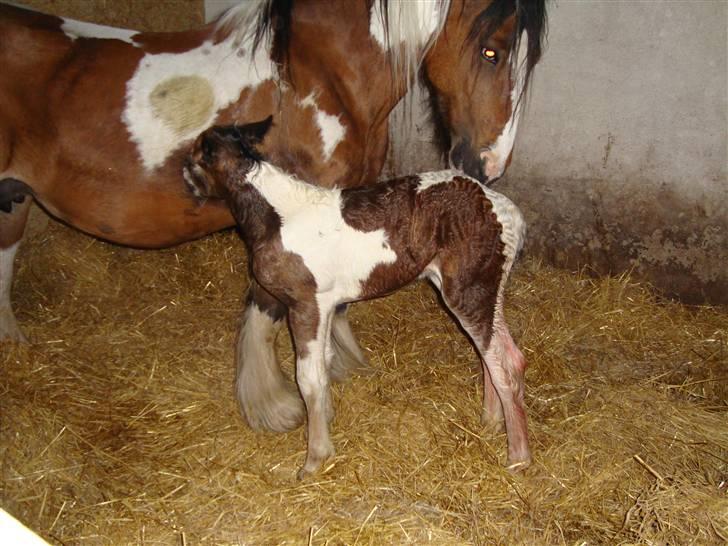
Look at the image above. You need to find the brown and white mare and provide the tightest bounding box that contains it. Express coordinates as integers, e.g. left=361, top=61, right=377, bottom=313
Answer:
left=0, top=0, right=547, bottom=432
left=185, top=118, right=530, bottom=477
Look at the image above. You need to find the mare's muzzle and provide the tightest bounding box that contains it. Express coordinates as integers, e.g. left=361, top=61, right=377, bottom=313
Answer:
left=450, top=139, right=491, bottom=185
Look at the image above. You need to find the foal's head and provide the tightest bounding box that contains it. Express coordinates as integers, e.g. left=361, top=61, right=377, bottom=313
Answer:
left=184, top=116, right=273, bottom=200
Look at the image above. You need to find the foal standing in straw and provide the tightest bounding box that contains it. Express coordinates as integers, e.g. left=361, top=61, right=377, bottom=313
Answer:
left=184, top=117, right=531, bottom=478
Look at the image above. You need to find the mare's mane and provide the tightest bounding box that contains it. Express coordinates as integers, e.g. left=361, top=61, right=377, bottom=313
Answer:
left=215, top=0, right=547, bottom=97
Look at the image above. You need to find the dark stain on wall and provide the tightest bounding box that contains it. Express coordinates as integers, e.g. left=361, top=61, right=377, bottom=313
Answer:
left=499, top=176, right=728, bottom=305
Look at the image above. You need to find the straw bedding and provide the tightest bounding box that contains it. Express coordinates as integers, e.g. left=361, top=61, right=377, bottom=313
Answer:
left=1, top=216, right=726, bottom=544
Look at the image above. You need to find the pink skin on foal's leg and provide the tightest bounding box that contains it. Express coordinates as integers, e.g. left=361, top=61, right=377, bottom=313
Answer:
left=483, top=324, right=531, bottom=469
left=481, top=366, right=505, bottom=431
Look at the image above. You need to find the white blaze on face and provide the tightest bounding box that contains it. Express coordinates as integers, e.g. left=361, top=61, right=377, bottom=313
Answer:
left=61, top=18, right=139, bottom=45
left=123, top=34, right=274, bottom=171
left=480, top=34, right=529, bottom=180
left=248, top=163, right=397, bottom=301
left=300, top=94, right=346, bottom=161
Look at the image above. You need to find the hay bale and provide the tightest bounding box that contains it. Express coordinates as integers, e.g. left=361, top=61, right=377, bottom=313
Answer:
left=2, top=221, right=726, bottom=544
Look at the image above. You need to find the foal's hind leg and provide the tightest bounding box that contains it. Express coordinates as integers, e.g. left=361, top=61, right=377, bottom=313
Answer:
left=478, top=318, right=530, bottom=469
left=0, top=191, right=31, bottom=342
left=236, top=282, right=305, bottom=432
left=439, top=278, right=530, bottom=469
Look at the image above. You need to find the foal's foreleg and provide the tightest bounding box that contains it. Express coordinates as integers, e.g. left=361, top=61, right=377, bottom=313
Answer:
left=290, top=304, right=336, bottom=479
left=0, top=196, right=31, bottom=342
left=236, top=282, right=305, bottom=432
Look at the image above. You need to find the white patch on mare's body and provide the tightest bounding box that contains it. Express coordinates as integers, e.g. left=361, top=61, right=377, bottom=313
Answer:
left=61, top=18, right=139, bottom=45
left=0, top=242, right=19, bottom=310
left=481, top=35, right=529, bottom=180
left=123, top=33, right=274, bottom=171
left=0, top=242, right=24, bottom=341
left=248, top=163, right=397, bottom=302
left=299, top=94, right=346, bottom=161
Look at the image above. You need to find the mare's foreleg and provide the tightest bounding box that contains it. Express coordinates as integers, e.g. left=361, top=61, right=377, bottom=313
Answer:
left=329, top=304, right=368, bottom=382
left=0, top=180, right=31, bottom=342
left=236, top=282, right=305, bottom=432
left=290, top=303, right=336, bottom=479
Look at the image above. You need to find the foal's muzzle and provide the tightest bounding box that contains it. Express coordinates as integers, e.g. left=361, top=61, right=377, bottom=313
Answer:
left=182, top=162, right=210, bottom=201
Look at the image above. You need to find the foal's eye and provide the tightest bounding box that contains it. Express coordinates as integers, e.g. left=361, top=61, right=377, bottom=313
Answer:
left=481, top=47, right=498, bottom=64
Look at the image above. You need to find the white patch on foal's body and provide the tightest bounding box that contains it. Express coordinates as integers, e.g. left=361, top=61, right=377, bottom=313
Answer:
left=61, top=18, right=139, bottom=45
left=481, top=36, right=529, bottom=180
left=299, top=93, right=346, bottom=161
left=249, top=163, right=397, bottom=302
left=123, top=34, right=274, bottom=171
left=415, top=169, right=461, bottom=193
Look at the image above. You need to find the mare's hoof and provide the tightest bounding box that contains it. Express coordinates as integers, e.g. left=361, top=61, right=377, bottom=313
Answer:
left=239, top=386, right=305, bottom=433
left=0, top=309, right=28, bottom=343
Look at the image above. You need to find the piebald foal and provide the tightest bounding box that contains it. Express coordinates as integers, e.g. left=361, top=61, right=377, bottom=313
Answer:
left=184, top=117, right=530, bottom=478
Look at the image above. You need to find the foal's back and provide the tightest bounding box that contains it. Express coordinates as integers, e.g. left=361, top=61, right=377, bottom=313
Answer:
left=339, top=170, right=522, bottom=301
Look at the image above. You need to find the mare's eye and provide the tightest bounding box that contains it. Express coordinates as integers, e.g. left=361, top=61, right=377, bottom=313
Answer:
left=481, top=47, right=498, bottom=64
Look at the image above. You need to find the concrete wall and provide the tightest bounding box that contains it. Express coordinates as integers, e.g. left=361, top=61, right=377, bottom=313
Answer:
left=390, top=1, right=728, bottom=305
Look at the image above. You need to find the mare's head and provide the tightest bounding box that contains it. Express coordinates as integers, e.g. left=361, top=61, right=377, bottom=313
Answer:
left=184, top=116, right=273, bottom=201
left=423, top=0, right=547, bottom=184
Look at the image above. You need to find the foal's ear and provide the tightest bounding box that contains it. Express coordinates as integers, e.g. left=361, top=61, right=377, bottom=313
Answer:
left=201, top=132, right=217, bottom=163
left=238, top=115, right=273, bottom=146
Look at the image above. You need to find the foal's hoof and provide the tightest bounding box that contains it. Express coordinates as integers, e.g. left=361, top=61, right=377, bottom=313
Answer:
left=480, top=412, right=505, bottom=433
left=297, top=444, right=335, bottom=480
left=506, top=456, right=532, bottom=473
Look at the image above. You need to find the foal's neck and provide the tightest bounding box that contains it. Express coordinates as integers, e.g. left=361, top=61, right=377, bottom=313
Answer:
left=247, top=162, right=338, bottom=216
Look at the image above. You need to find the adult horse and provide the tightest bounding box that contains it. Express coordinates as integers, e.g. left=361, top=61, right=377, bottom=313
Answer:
left=0, top=0, right=547, bottom=432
